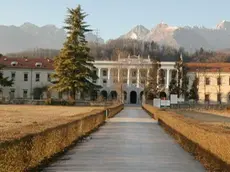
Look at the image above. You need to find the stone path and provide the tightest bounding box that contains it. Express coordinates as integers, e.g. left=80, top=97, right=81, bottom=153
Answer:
left=43, top=106, right=205, bottom=172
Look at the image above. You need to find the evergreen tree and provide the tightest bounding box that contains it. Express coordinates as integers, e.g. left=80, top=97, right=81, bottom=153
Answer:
left=51, top=5, right=99, bottom=100
left=189, top=77, right=199, bottom=102
left=145, top=57, right=161, bottom=99
left=0, top=64, right=13, bottom=87
left=169, top=70, right=178, bottom=94
left=174, top=53, right=189, bottom=98
left=181, top=65, right=189, bottom=100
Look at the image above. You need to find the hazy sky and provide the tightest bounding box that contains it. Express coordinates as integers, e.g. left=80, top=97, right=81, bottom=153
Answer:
left=1, top=0, right=229, bottom=40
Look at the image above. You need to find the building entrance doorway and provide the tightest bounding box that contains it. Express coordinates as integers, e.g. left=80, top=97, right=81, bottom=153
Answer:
left=130, top=91, right=137, bottom=104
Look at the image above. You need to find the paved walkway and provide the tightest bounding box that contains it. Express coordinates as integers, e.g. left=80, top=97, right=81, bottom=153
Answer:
left=43, top=106, right=205, bottom=172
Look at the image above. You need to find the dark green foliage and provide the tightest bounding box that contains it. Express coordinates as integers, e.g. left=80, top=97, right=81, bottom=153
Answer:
left=158, top=69, right=165, bottom=87
left=169, top=79, right=178, bottom=94
left=0, top=64, right=13, bottom=87
left=145, top=57, right=161, bottom=99
left=51, top=5, right=100, bottom=100
left=181, top=65, right=189, bottom=100
left=189, top=77, right=199, bottom=101
left=169, top=70, right=178, bottom=95
left=173, top=54, right=189, bottom=99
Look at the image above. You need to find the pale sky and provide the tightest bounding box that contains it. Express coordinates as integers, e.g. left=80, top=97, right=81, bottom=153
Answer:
left=0, top=0, right=229, bottom=40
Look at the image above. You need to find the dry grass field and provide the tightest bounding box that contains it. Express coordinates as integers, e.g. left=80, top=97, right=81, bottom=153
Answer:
left=194, top=109, right=230, bottom=118
left=143, top=104, right=230, bottom=171
left=0, top=105, right=105, bottom=140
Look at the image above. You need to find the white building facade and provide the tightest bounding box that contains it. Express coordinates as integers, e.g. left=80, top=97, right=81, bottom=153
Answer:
left=0, top=56, right=176, bottom=104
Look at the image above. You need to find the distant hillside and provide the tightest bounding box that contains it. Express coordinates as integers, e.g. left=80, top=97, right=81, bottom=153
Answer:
left=218, top=48, right=230, bottom=54
left=0, top=23, right=104, bottom=54
left=6, top=48, right=60, bottom=58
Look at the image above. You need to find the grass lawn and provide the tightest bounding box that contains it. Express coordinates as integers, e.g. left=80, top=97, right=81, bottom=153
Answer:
left=0, top=105, right=105, bottom=140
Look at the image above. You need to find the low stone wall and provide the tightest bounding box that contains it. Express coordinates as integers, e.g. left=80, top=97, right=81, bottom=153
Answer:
left=0, top=104, right=124, bottom=172
left=142, top=104, right=230, bottom=172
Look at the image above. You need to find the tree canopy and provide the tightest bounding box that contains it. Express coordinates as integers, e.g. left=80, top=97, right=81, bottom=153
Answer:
left=51, top=5, right=100, bottom=100
left=0, top=64, right=13, bottom=87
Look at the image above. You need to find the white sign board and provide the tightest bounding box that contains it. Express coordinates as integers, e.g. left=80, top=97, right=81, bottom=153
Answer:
left=170, top=94, right=178, bottom=104
left=153, top=98, right=161, bottom=108
left=161, top=100, right=170, bottom=107
left=178, top=98, right=185, bottom=102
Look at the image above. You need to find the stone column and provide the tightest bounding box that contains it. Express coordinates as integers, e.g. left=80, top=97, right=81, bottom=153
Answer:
left=147, top=69, right=150, bottom=84
left=137, top=69, right=140, bottom=88
left=127, top=68, right=130, bottom=86
left=107, top=68, right=111, bottom=87
left=166, top=69, right=170, bottom=89
left=97, top=68, right=101, bottom=85
left=118, top=68, right=120, bottom=82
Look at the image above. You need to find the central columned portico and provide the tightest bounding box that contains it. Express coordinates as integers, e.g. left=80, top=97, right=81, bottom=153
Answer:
left=94, top=55, right=176, bottom=104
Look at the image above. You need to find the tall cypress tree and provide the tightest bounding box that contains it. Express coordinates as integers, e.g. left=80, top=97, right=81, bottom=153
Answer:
left=145, top=57, right=161, bottom=99
left=189, top=77, right=199, bottom=102
left=169, top=70, right=178, bottom=94
left=51, top=5, right=99, bottom=100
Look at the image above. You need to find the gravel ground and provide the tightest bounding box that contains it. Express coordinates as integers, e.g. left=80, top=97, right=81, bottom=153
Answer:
left=171, top=110, right=230, bottom=123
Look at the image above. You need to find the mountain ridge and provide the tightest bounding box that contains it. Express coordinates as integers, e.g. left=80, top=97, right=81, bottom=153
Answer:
left=1, top=21, right=230, bottom=54
left=120, top=20, right=230, bottom=52
left=0, top=22, right=104, bottom=54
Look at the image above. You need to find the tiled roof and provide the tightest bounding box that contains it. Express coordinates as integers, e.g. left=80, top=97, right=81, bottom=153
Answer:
left=186, top=63, right=230, bottom=72
left=0, top=56, right=54, bottom=70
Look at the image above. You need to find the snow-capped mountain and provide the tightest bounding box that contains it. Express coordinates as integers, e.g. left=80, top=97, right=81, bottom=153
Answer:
left=120, top=20, right=230, bottom=52
left=144, top=23, right=179, bottom=48
left=120, top=25, right=149, bottom=40
left=0, top=23, right=104, bottom=53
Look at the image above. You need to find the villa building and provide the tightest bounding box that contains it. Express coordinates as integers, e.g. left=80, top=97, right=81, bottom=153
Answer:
left=0, top=55, right=230, bottom=104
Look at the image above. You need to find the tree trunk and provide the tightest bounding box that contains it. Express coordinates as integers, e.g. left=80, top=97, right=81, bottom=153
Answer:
left=70, top=87, right=76, bottom=100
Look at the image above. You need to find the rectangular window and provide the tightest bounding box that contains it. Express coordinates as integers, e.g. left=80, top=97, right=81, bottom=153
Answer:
left=141, top=80, right=145, bottom=85
left=58, top=92, right=63, bottom=99
left=132, top=80, right=137, bottom=84
left=47, top=73, right=51, bottom=82
left=113, top=79, right=118, bottom=84
left=35, top=73, right=40, bottom=82
left=24, top=73, right=28, bottom=81
left=123, top=79, right=127, bottom=84
left=11, top=72, right=16, bottom=81
left=217, top=77, right=222, bottom=85
left=217, top=93, right=221, bottom=103
left=205, top=94, right=210, bottom=102
left=103, top=70, right=107, bottom=76
left=23, top=89, right=28, bottom=98
left=132, top=71, right=137, bottom=77
left=10, top=89, right=15, bottom=99
left=122, top=71, right=127, bottom=77
left=103, top=79, right=107, bottom=84
left=205, top=77, right=210, bottom=85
